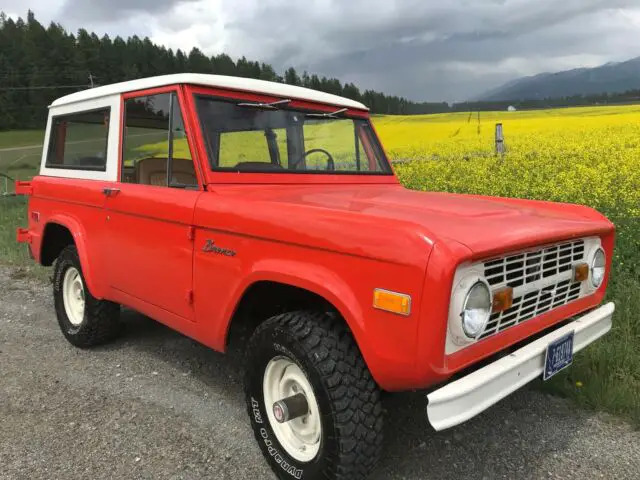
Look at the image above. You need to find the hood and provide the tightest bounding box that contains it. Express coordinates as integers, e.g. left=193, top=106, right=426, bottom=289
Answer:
left=212, top=184, right=613, bottom=259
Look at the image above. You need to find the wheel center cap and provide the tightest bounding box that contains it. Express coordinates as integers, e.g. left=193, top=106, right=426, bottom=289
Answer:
left=273, top=404, right=285, bottom=423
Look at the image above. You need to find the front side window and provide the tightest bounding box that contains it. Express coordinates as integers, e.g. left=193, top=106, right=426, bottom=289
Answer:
left=46, top=108, right=110, bottom=170
left=195, top=96, right=391, bottom=174
left=122, top=92, right=197, bottom=187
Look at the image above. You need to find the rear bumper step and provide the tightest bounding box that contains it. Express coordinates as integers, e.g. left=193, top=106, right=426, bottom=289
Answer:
left=427, top=302, right=615, bottom=431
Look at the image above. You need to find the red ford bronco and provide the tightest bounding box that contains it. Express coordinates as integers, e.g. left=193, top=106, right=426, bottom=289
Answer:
left=16, top=74, right=615, bottom=480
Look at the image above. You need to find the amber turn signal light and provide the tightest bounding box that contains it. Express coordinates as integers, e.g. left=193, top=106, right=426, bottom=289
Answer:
left=573, top=263, right=589, bottom=282
left=373, top=289, right=411, bottom=316
left=492, top=287, right=513, bottom=313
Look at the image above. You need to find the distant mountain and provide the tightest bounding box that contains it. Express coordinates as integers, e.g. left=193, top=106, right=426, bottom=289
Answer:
left=477, top=57, right=640, bottom=101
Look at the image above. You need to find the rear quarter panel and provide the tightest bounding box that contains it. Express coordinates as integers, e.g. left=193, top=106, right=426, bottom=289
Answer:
left=29, top=176, right=111, bottom=298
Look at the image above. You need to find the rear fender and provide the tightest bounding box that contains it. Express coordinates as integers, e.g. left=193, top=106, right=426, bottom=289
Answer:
left=42, top=214, right=107, bottom=299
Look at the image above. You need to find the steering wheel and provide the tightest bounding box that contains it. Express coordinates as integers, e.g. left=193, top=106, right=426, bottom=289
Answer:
left=303, top=148, right=335, bottom=171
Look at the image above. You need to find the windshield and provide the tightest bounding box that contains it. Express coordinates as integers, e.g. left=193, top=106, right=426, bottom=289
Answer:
left=194, top=95, right=392, bottom=174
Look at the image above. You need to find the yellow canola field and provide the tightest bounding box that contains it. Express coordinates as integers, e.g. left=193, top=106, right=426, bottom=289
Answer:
left=374, top=105, right=640, bottom=218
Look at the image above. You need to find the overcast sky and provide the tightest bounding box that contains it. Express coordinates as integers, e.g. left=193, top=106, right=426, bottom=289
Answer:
left=4, top=1, right=640, bottom=101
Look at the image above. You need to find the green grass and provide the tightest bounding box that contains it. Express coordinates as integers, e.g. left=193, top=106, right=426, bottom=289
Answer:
left=0, top=197, right=48, bottom=279
left=0, top=130, right=44, bottom=183
left=0, top=129, right=45, bottom=149
left=0, top=197, right=28, bottom=263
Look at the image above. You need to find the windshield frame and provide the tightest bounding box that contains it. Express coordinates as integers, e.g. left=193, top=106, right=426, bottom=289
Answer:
left=191, top=90, right=394, bottom=178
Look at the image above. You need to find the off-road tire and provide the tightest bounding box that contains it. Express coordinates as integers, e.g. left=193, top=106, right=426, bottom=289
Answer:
left=53, top=245, right=121, bottom=348
left=244, top=311, right=384, bottom=480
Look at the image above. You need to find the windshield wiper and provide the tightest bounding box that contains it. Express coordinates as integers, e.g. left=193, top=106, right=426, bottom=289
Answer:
left=306, top=108, right=348, bottom=119
left=237, top=99, right=292, bottom=110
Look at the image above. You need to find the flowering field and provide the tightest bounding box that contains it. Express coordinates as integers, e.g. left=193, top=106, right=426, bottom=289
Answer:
left=376, top=105, right=640, bottom=218
left=375, top=106, right=640, bottom=424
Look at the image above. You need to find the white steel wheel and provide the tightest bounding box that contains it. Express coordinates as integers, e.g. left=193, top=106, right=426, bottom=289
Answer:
left=263, top=357, right=322, bottom=462
left=62, top=267, right=85, bottom=326
left=53, top=246, right=122, bottom=348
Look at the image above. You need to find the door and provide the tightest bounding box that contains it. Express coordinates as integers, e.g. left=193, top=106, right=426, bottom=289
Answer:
left=105, top=90, right=202, bottom=320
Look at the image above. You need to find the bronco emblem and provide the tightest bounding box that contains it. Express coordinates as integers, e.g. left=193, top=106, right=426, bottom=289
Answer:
left=202, top=239, right=236, bottom=257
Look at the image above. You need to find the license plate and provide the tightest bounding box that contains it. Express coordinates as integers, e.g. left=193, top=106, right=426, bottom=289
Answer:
left=543, top=332, right=574, bottom=381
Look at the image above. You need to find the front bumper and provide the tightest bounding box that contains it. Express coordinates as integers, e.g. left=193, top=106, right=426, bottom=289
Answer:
left=427, top=302, right=615, bottom=431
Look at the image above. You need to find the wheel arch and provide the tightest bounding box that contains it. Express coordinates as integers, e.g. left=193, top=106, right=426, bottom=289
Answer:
left=40, top=222, right=74, bottom=266
left=221, top=262, right=370, bottom=370
left=40, top=215, right=106, bottom=298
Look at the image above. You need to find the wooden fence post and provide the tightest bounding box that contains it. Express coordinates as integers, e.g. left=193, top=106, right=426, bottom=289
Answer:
left=495, top=123, right=505, bottom=154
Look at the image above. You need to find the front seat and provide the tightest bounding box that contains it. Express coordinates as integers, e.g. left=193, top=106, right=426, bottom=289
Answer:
left=136, top=158, right=198, bottom=186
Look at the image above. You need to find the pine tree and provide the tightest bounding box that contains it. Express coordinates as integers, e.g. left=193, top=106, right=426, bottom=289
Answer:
left=284, top=67, right=302, bottom=86
left=0, top=10, right=449, bottom=130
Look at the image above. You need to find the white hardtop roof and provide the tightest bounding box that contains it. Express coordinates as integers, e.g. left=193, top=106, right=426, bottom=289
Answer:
left=51, top=73, right=368, bottom=110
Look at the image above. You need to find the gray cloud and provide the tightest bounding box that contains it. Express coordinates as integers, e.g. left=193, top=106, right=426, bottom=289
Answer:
left=215, top=0, right=640, bottom=100
left=58, top=0, right=199, bottom=22
left=7, top=1, right=640, bottom=101
left=292, top=7, right=640, bottom=99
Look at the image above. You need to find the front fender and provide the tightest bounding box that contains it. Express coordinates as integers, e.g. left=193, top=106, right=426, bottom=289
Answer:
left=216, top=255, right=425, bottom=391
left=221, top=258, right=364, bottom=346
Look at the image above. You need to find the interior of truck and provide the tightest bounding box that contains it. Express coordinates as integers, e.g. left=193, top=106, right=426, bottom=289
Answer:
left=195, top=95, right=391, bottom=174
left=121, top=92, right=199, bottom=187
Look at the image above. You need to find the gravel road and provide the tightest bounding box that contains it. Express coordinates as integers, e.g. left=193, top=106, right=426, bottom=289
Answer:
left=1, top=265, right=638, bottom=480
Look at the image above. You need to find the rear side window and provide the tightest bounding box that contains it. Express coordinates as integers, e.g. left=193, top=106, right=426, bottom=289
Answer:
left=46, top=108, right=110, bottom=171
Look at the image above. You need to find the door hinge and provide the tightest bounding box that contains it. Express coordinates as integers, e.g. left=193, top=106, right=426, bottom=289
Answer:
left=186, top=289, right=194, bottom=305
left=187, top=226, right=195, bottom=241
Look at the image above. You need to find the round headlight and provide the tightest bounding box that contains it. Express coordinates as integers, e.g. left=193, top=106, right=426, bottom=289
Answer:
left=591, top=248, right=606, bottom=288
left=461, top=281, right=492, bottom=339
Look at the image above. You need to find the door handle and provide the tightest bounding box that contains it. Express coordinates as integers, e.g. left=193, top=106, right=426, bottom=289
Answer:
left=102, top=187, right=121, bottom=197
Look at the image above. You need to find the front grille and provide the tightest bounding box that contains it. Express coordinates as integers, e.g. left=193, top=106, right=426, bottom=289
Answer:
left=480, top=279, right=582, bottom=339
left=484, top=240, right=585, bottom=289
left=479, top=239, right=587, bottom=341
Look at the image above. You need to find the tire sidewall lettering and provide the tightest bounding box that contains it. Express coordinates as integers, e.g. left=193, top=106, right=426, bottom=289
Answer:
left=246, top=329, right=334, bottom=479
left=255, top=422, right=303, bottom=479
left=251, top=397, right=263, bottom=424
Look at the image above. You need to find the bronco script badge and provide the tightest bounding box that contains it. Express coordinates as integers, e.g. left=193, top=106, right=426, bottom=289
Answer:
left=202, top=239, right=236, bottom=257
